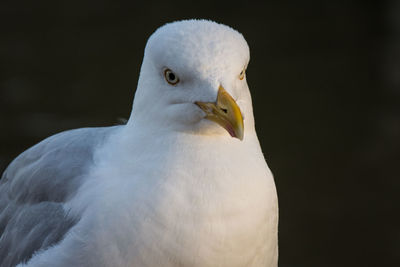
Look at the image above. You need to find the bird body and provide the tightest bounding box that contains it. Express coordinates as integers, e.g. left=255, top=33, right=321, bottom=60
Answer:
left=0, top=20, right=278, bottom=267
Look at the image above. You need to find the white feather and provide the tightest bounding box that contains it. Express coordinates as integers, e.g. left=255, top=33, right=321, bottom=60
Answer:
left=17, top=19, right=278, bottom=267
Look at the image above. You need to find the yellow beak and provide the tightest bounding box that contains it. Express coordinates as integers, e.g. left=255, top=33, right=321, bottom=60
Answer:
left=195, top=86, right=244, bottom=140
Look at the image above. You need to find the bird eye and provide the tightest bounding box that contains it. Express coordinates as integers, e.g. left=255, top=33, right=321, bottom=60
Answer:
left=239, top=69, right=245, bottom=80
left=164, top=69, right=179, bottom=85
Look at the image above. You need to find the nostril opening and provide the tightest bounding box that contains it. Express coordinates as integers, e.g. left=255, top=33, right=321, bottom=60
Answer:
left=220, top=108, right=228, bottom=114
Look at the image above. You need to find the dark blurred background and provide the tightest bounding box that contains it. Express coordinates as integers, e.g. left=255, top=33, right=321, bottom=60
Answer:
left=0, top=0, right=398, bottom=266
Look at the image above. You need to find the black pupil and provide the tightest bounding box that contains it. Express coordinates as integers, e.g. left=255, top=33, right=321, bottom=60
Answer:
left=168, top=72, right=175, bottom=81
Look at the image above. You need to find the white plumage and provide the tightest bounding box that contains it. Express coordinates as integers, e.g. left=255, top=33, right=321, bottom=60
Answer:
left=0, top=20, right=278, bottom=267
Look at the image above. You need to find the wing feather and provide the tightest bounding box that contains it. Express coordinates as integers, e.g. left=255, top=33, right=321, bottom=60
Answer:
left=0, top=126, right=118, bottom=266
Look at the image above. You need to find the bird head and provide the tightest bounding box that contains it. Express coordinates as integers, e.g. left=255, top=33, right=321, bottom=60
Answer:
left=129, top=20, right=254, bottom=141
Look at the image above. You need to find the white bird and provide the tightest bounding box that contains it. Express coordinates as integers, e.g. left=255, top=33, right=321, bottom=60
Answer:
left=0, top=20, right=278, bottom=267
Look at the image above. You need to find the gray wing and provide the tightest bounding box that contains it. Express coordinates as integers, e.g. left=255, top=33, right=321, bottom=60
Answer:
left=0, top=126, right=118, bottom=267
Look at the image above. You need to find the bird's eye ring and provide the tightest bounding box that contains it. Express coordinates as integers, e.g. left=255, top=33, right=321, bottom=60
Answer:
left=164, top=69, right=179, bottom=85
left=239, top=69, right=245, bottom=80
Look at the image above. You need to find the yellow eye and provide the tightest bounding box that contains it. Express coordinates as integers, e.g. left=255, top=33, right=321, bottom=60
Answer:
left=164, top=69, right=179, bottom=85
left=239, top=69, right=245, bottom=80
